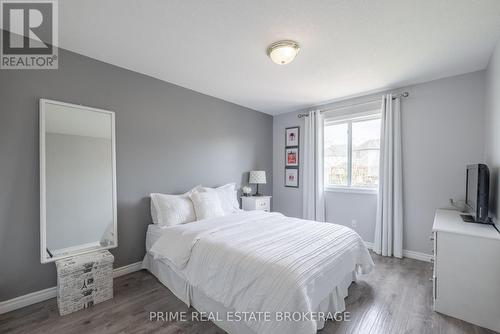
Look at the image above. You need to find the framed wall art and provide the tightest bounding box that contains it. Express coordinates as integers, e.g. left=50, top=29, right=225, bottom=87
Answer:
left=285, top=147, right=299, bottom=167
left=285, top=168, right=299, bottom=188
left=285, top=127, right=299, bottom=147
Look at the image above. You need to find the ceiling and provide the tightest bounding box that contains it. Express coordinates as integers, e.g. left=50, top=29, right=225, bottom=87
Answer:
left=59, top=1, right=500, bottom=115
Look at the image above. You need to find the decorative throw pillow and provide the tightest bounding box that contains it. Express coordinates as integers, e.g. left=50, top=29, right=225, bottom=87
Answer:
left=150, top=185, right=201, bottom=226
left=202, top=183, right=239, bottom=214
left=190, top=191, right=225, bottom=220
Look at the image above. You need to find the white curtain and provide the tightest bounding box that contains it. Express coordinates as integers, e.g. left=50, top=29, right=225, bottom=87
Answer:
left=302, top=110, right=325, bottom=221
left=374, top=94, right=403, bottom=258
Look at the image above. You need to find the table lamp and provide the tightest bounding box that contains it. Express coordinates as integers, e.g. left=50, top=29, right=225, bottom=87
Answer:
left=249, top=170, right=266, bottom=196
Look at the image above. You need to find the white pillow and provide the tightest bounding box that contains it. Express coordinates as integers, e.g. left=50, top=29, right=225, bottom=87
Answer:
left=150, top=185, right=201, bottom=226
left=190, top=191, right=225, bottom=220
left=202, top=183, right=239, bottom=214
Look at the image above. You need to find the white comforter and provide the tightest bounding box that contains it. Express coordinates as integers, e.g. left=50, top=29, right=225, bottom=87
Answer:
left=150, top=210, right=374, bottom=334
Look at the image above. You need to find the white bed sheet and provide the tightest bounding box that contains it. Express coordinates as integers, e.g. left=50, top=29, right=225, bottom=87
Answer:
left=142, top=253, right=354, bottom=334
left=144, top=211, right=374, bottom=334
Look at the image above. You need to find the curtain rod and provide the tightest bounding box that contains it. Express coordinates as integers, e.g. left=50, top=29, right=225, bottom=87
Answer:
left=297, top=91, right=409, bottom=118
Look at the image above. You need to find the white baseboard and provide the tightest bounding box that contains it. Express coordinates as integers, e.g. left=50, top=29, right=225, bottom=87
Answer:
left=113, top=261, right=143, bottom=278
left=0, top=261, right=143, bottom=315
left=364, top=241, right=433, bottom=262
left=0, top=286, right=58, bottom=316
left=402, top=249, right=433, bottom=262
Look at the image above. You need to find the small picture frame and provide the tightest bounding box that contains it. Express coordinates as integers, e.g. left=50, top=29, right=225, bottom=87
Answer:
left=285, top=168, right=299, bottom=188
left=285, top=147, right=299, bottom=167
left=285, top=127, right=299, bottom=147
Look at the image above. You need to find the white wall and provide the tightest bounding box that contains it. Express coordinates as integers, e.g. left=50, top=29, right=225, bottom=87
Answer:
left=485, top=38, right=500, bottom=228
left=273, top=71, right=486, bottom=254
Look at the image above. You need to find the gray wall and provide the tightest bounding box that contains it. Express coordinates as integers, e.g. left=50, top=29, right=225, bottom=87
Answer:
left=0, top=48, right=273, bottom=301
left=485, top=37, right=500, bottom=229
left=272, top=111, right=303, bottom=218
left=273, top=71, right=486, bottom=254
left=46, top=134, right=112, bottom=251
left=325, top=192, right=377, bottom=243
left=401, top=71, right=485, bottom=253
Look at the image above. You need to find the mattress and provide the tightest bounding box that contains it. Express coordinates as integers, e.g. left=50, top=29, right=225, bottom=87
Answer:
left=145, top=224, right=189, bottom=302
left=145, top=224, right=168, bottom=252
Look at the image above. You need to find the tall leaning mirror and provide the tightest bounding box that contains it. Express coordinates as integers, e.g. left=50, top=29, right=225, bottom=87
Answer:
left=40, top=99, right=117, bottom=263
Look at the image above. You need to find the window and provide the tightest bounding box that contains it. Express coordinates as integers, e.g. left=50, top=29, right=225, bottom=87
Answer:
left=324, top=113, right=381, bottom=190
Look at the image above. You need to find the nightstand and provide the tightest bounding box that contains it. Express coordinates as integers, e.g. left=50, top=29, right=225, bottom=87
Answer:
left=241, top=196, right=271, bottom=212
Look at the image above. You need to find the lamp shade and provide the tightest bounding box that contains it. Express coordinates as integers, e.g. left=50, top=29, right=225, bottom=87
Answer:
left=249, top=170, right=266, bottom=184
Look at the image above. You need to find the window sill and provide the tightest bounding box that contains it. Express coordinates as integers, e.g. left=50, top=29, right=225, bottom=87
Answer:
left=325, top=186, right=378, bottom=195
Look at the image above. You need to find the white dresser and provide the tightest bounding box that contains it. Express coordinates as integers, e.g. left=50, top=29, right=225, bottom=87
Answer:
left=432, top=209, right=500, bottom=332
left=241, top=196, right=271, bottom=212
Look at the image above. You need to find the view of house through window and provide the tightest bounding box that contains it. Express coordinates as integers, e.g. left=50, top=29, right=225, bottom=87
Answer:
left=324, top=114, right=381, bottom=188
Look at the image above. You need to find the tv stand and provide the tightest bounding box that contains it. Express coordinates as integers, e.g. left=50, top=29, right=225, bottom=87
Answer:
left=432, top=209, right=500, bottom=332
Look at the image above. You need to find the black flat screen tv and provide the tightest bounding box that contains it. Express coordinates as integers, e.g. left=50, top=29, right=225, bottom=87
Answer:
left=465, top=164, right=490, bottom=223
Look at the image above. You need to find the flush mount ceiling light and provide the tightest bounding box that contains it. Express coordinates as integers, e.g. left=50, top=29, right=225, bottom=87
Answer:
left=266, top=40, right=300, bottom=65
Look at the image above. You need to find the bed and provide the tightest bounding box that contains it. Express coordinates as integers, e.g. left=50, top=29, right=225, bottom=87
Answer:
left=142, top=210, right=374, bottom=334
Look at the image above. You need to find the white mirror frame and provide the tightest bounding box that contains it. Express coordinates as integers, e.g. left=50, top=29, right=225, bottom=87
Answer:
left=39, top=98, right=118, bottom=263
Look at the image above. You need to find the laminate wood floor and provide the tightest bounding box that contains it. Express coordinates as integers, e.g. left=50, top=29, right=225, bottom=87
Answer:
left=1, top=253, right=497, bottom=334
